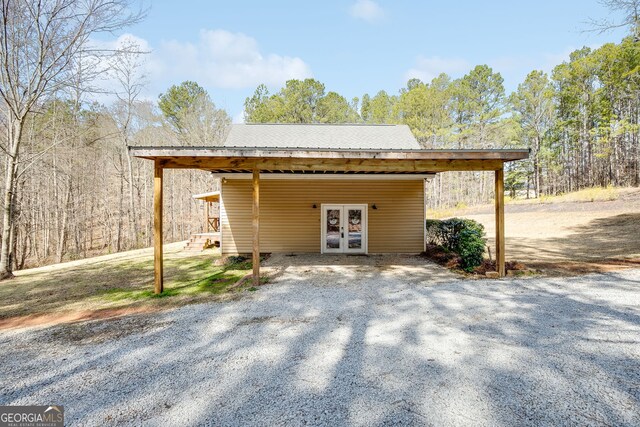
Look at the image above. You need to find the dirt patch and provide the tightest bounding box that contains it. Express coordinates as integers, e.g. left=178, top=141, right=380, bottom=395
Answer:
left=448, top=189, right=640, bottom=276
left=421, top=245, right=462, bottom=269
left=422, top=245, right=531, bottom=277
left=473, top=260, right=529, bottom=276
left=0, top=305, right=161, bottom=331
left=526, top=259, right=640, bottom=276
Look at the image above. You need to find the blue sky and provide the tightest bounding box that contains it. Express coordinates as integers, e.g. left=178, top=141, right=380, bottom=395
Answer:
left=110, top=0, right=628, bottom=121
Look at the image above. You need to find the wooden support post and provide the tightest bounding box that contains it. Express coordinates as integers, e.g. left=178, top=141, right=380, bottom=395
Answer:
left=252, top=168, right=260, bottom=286
left=495, top=167, right=505, bottom=277
left=154, top=161, right=164, bottom=294
left=204, top=201, right=209, bottom=232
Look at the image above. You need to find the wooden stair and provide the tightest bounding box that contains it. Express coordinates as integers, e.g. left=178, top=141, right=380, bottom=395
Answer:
left=184, top=233, right=220, bottom=252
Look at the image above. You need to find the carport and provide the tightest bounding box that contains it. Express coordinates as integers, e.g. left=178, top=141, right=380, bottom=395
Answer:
left=130, top=145, right=529, bottom=293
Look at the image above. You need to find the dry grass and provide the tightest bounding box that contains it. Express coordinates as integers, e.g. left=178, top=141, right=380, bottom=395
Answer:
left=505, top=186, right=620, bottom=204
left=426, top=208, right=459, bottom=219
left=0, top=243, right=254, bottom=328
left=444, top=187, right=640, bottom=276
left=429, top=187, right=621, bottom=219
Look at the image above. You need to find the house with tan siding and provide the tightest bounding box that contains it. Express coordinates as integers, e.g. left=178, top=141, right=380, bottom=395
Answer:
left=131, top=123, right=528, bottom=291
left=216, top=124, right=430, bottom=255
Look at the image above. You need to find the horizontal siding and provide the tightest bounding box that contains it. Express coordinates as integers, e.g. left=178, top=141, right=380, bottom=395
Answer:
left=221, top=179, right=424, bottom=254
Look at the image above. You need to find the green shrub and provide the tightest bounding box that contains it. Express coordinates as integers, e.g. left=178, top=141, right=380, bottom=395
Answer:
left=425, top=218, right=486, bottom=271
left=454, top=227, right=486, bottom=271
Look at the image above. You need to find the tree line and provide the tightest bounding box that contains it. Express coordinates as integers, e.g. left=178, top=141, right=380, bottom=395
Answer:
left=12, top=83, right=228, bottom=271
left=2, top=0, right=638, bottom=273
left=10, top=79, right=229, bottom=270
left=245, top=37, right=640, bottom=206
left=0, top=0, right=230, bottom=275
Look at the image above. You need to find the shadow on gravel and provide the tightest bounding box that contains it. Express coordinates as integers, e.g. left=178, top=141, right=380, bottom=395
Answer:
left=1, top=267, right=639, bottom=426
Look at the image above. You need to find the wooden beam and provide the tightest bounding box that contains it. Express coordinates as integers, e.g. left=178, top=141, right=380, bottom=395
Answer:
left=257, top=158, right=503, bottom=173
left=495, top=168, right=505, bottom=277
left=255, top=158, right=505, bottom=172
left=154, top=157, right=505, bottom=173
left=154, top=161, right=164, bottom=294
left=130, top=147, right=530, bottom=161
left=252, top=168, right=260, bottom=286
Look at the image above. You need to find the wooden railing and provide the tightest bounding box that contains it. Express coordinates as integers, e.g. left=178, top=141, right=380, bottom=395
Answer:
left=207, top=217, right=220, bottom=232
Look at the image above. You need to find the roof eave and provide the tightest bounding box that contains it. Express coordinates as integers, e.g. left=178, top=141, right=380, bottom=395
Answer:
left=128, top=146, right=530, bottom=162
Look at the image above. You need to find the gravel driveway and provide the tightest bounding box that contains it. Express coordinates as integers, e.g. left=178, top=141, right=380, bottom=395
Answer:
left=1, top=255, right=639, bottom=426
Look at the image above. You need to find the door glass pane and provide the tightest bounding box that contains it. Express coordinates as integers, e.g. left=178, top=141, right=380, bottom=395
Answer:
left=348, top=209, right=362, bottom=249
left=326, top=209, right=341, bottom=249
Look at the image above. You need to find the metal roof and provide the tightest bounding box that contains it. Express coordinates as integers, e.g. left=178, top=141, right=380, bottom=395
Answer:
left=221, top=123, right=421, bottom=150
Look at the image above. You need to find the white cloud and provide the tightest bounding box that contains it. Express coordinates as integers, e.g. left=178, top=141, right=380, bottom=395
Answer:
left=350, top=0, right=384, bottom=23
left=115, top=33, right=166, bottom=80
left=404, top=46, right=595, bottom=90
left=404, top=55, right=470, bottom=83
left=159, top=29, right=312, bottom=89
left=99, top=33, right=152, bottom=54
left=85, top=29, right=312, bottom=110
left=85, top=33, right=163, bottom=104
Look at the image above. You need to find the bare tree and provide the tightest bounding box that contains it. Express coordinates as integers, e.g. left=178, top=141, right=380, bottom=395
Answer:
left=588, top=0, right=640, bottom=40
left=109, top=38, right=148, bottom=248
left=0, top=0, right=144, bottom=279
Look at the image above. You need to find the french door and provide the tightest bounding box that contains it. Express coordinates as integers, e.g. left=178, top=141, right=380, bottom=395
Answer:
left=321, top=204, right=367, bottom=254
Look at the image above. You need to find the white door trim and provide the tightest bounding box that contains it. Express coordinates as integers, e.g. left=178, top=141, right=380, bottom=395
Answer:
left=343, top=204, right=367, bottom=254
left=321, top=204, right=368, bottom=254
left=321, top=204, right=343, bottom=254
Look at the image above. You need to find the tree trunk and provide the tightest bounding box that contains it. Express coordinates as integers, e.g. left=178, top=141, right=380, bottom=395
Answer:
left=55, top=179, right=72, bottom=263
left=124, top=147, right=140, bottom=248
left=534, top=135, right=541, bottom=198
left=0, top=119, right=23, bottom=279
left=115, top=167, right=124, bottom=252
